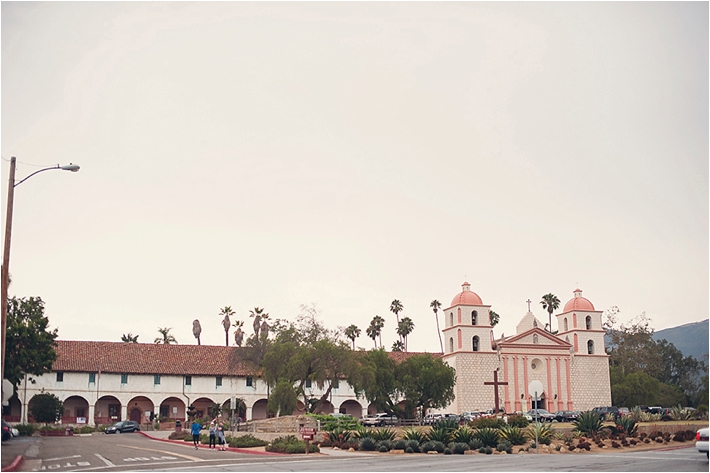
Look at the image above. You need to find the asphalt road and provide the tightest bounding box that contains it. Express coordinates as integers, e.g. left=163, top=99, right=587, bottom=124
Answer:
left=1, top=433, right=708, bottom=472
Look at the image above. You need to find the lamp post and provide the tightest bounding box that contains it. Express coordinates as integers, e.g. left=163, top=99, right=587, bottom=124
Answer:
left=1, top=156, right=80, bottom=382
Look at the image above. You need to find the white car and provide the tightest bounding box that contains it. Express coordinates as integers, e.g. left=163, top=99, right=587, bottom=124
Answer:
left=696, top=427, right=708, bottom=458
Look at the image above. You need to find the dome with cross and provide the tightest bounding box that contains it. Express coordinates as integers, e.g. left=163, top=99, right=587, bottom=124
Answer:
left=450, top=281, right=483, bottom=306
left=563, top=288, right=595, bottom=312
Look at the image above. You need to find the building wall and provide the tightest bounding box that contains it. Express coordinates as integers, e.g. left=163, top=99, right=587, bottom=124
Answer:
left=570, top=354, right=612, bottom=411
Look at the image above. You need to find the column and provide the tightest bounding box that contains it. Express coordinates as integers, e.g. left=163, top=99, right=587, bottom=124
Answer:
left=565, top=358, right=573, bottom=410
left=546, top=357, right=553, bottom=411
left=88, top=405, right=95, bottom=427
left=513, top=356, right=520, bottom=412
left=522, top=357, right=529, bottom=411
left=121, top=404, right=128, bottom=422
left=246, top=405, right=253, bottom=421
left=555, top=358, right=563, bottom=412
left=503, top=357, right=511, bottom=413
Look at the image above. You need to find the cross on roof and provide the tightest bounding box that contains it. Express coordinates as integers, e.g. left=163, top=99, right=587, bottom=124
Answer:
left=526, top=299, right=532, bottom=311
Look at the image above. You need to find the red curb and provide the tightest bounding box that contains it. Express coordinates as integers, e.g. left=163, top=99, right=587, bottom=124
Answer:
left=1, top=455, right=23, bottom=472
left=137, top=431, right=286, bottom=456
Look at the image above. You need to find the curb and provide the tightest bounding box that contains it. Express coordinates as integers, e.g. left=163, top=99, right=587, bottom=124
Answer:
left=1, top=455, right=23, bottom=472
left=137, top=431, right=286, bottom=456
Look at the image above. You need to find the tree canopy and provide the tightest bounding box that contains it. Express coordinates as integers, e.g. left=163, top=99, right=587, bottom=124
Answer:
left=29, top=393, right=64, bottom=425
left=5, top=296, right=58, bottom=386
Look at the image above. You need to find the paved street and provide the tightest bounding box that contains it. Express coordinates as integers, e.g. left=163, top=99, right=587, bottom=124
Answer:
left=1, top=433, right=708, bottom=472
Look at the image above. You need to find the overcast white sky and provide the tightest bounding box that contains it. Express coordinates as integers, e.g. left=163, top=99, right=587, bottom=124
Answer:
left=2, top=2, right=707, bottom=352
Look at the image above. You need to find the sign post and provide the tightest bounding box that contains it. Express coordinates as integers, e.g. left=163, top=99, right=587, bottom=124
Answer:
left=300, top=427, right=316, bottom=454
left=528, top=380, right=543, bottom=455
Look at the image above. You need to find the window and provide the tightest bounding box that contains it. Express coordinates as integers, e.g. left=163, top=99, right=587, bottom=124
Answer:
left=305, top=379, right=311, bottom=388
left=76, top=408, right=85, bottom=418
left=587, top=340, right=594, bottom=354
left=449, top=313, right=454, bottom=326
left=56, top=372, right=64, bottom=382
left=121, top=374, right=128, bottom=384
left=154, top=375, right=161, bottom=385
left=185, top=376, right=192, bottom=386
left=216, top=376, right=223, bottom=387
left=472, top=311, right=478, bottom=325
left=564, top=318, right=568, bottom=332
left=246, top=377, right=253, bottom=387
left=585, top=316, right=592, bottom=330
left=472, top=336, right=480, bottom=352
left=89, top=373, right=96, bottom=384
left=449, top=337, right=454, bottom=352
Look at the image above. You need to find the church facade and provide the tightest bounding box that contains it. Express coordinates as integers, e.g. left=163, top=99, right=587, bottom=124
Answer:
left=440, top=282, right=611, bottom=414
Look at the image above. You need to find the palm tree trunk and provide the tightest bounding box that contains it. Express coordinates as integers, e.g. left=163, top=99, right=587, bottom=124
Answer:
left=435, top=313, right=443, bottom=353
left=225, top=330, right=229, bottom=347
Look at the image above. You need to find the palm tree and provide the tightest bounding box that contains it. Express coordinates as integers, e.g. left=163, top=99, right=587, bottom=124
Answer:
left=154, top=327, right=177, bottom=344
left=121, top=333, right=139, bottom=343
left=233, top=320, right=245, bottom=346
left=390, top=300, right=403, bottom=341
left=192, top=319, right=202, bottom=345
left=219, top=306, right=235, bottom=346
left=430, top=299, right=443, bottom=353
left=259, top=319, right=270, bottom=339
left=366, top=322, right=378, bottom=348
left=366, top=315, right=385, bottom=348
left=540, top=294, right=560, bottom=333
left=249, top=307, right=267, bottom=337
left=489, top=310, right=500, bottom=327
left=391, top=340, right=405, bottom=352
left=344, top=324, right=361, bottom=350
left=397, top=317, right=415, bottom=352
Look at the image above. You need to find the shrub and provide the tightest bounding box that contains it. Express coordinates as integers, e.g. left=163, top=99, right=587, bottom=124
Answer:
left=499, top=425, right=526, bottom=445
left=351, top=426, right=374, bottom=440
left=379, top=444, right=388, bottom=452
left=377, top=439, right=393, bottom=451
left=573, top=411, right=604, bottom=437
left=468, top=438, right=483, bottom=450
left=506, top=414, right=529, bottom=428
left=327, top=427, right=353, bottom=444
left=266, top=435, right=319, bottom=454
left=359, top=437, right=377, bottom=451
left=474, top=427, right=500, bottom=447
left=432, top=418, right=460, bottom=433
left=405, top=446, right=414, bottom=453
left=420, top=441, right=436, bottom=453
left=404, top=439, right=420, bottom=452
left=15, top=424, right=36, bottom=436
left=444, top=448, right=451, bottom=455
left=485, top=446, right=493, bottom=454
left=525, top=423, right=554, bottom=445
left=451, top=426, right=475, bottom=444
left=603, top=413, right=616, bottom=423
left=478, top=446, right=486, bottom=453
left=393, top=439, right=407, bottom=450
left=428, top=427, right=452, bottom=444
left=614, top=417, right=638, bottom=438
left=78, top=426, right=94, bottom=434
left=431, top=441, right=445, bottom=453
left=402, top=427, right=428, bottom=442
left=371, top=428, right=397, bottom=442
left=470, top=417, right=505, bottom=430
left=450, top=442, right=470, bottom=454
left=227, top=434, right=269, bottom=448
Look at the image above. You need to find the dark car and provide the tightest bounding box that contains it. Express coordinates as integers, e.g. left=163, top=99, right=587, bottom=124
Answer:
left=105, top=421, right=140, bottom=434
left=2, top=420, right=12, bottom=441
left=525, top=409, right=555, bottom=422
left=553, top=410, right=579, bottom=422
left=592, top=406, right=620, bottom=420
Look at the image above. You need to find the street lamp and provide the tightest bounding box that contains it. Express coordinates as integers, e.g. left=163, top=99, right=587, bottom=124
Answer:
left=1, top=156, right=80, bottom=383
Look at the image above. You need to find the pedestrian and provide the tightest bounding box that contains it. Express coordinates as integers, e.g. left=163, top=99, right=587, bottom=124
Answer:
left=190, top=419, right=201, bottom=450
left=217, top=421, right=226, bottom=450
left=208, top=420, right=217, bottom=449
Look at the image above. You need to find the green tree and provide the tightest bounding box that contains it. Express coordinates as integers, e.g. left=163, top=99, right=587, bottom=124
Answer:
left=29, top=393, right=64, bottom=425
left=154, top=327, right=177, bottom=344
left=233, top=320, right=245, bottom=347
left=430, top=299, right=444, bottom=353
left=391, top=340, right=405, bottom=352
left=396, top=354, right=456, bottom=417
left=249, top=307, right=267, bottom=337
left=344, top=324, right=361, bottom=350
left=268, top=379, right=298, bottom=416
left=366, top=315, right=385, bottom=349
left=349, top=348, right=399, bottom=414
left=192, top=319, right=202, bottom=345
left=390, top=300, right=403, bottom=341
left=489, top=310, right=500, bottom=327
left=121, top=333, right=139, bottom=343
left=220, top=306, right=235, bottom=347
left=5, top=296, right=58, bottom=386
left=397, top=317, right=415, bottom=352
left=540, top=294, right=560, bottom=333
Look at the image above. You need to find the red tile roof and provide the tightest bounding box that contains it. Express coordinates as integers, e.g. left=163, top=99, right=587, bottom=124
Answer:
left=52, top=340, right=442, bottom=377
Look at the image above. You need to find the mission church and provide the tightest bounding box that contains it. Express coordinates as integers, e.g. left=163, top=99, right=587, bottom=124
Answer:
left=439, top=282, right=611, bottom=414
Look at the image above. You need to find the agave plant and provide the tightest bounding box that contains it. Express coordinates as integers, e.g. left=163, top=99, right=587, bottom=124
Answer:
left=428, top=427, right=453, bottom=444
left=327, top=427, right=353, bottom=443
left=604, top=413, right=616, bottom=422
left=474, top=427, right=500, bottom=447
left=449, top=442, right=470, bottom=454
left=404, top=439, right=420, bottom=452
left=670, top=405, right=693, bottom=421
left=573, top=411, right=604, bottom=437
left=371, top=428, right=397, bottom=442
left=639, top=412, right=661, bottom=422
left=615, top=416, right=638, bottom=437
left=469, top=438, right=484, bottom=450
left=451, top=426, right=475, bottom=444
left=393, top=439, right=407, bottom=450
left=499, top=425, right=527, bottom=445
left=432, top=418, right=461, bottom=433
left=628, top=406, right=643, bottom=422
left=359, top=437, right=377, bottom=451
left=402, top=427, right=428, bottom=442
left=525, top=422, right=554, bottom=445
left=419, top=440, right=437, bottom=453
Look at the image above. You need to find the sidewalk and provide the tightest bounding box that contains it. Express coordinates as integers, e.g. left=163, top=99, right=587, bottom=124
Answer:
left=0, top=437, right=40, bottom=471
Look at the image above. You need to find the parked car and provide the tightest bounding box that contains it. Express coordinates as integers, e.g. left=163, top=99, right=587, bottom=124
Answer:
left=696, top=428, right=708, bottom=458
left=105, top=421, right=140, bottom=434
left=553, top=410, right=579, bottom=423
left=618, top=407, right=630, bottom=417
left=423, top=413, right=442, bottom=425
left=2, top=420, right=12, bottom=441
left=460, top=411, right=480, bottom=422
left=592, top=406, right=620, bottom=420
left=361, top=413, right=398, bottom=427
left=443, top=413, right=460, bottom=423
left=525, top=409, right=555, bottom=422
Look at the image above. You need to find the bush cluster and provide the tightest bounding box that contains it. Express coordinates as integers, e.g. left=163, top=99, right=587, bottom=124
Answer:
left=266, top=435, right=320, bottom=454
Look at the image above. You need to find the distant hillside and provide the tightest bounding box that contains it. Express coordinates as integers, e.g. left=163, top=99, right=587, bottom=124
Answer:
left=653, top=319, right=709, bottom=364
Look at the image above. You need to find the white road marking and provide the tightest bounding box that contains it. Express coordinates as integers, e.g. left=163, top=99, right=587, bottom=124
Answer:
left=44, top=455, right=81, bottom=462
left=93, top=454, right=114, bottom=467
left=116, top=443, right=202, bottom=461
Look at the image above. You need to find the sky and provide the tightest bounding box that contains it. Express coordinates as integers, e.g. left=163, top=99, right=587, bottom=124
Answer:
left=1, top=2, right=707, bottom=353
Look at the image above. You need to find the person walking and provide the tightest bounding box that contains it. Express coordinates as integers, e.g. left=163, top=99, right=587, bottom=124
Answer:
left=217, top=421, right=226, bottom=450
left=208, top=420, right=217, bottom=449
left=190, top=419, right=201, bottom=450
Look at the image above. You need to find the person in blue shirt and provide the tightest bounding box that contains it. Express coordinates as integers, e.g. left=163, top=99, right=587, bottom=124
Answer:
left=190, top=420, right=201, bottom=449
